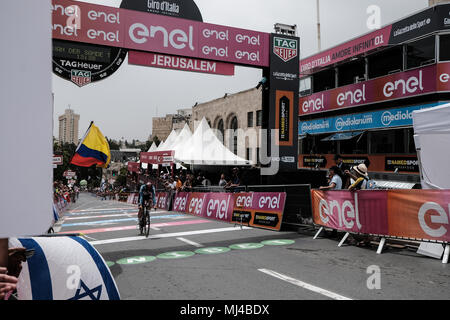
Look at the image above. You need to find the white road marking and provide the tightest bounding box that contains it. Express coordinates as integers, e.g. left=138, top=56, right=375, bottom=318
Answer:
left=90, top=226, right=253, bottom=246
left=258, top=269, right=352, bottom=300
left=81, top=235, right=98, bottom=241
left=68, top=207, right=137, bottom=213
left=177, top=237, right=203, bottom=248
left=150, top=226, right=161, bottom=231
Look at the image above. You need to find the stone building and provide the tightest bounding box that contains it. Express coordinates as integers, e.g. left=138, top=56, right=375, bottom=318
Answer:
left=191, top=88, right=262, bottom=163
left=150, top=109, right=192, bottom=141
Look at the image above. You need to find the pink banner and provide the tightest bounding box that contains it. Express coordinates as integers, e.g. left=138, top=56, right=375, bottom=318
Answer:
left=234, top=192, right=286, bottom=212
left=311, top=190, right=388, bottom=235
left=128, top=51, right=235, bottom=76
left=300, top=63, right=442, bottom=116
left=300, top=26, right=392, bottom=74
left=185, top=193, right=233, bottom=223
left=155, top=192, right=169, bottom=210
left=52, top=0, right=269, bottom=67
left=173, top=192, right=190, bottom=213
left=438, top=63, right=450, bottom=92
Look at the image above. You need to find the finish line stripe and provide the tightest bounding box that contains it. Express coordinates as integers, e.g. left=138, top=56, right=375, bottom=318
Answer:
left=59, top=219, right=213, bottom=235
left=62, top=214, right=186, bottom=227
left=90, top=226, right=253, bottom=246
left=258, top=269, right=352, bottom=300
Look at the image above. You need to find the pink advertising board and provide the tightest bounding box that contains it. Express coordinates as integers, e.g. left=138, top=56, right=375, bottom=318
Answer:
left=173, top=192, right=287, bottom=230
left=300, top=63, right=446, bottom=116
left=311, top=190, right=389, bottom=235
left=185, top=193, right=233, bottom=223
left=52, top=0, right=269, bottom=67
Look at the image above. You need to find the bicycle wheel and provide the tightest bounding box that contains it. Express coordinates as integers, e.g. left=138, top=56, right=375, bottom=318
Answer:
left=145, top=209, right=150, bottom=238
left=138, top=207, right=144, bottom=235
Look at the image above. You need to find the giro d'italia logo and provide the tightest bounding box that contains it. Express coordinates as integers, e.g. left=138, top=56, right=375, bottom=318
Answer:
left=273, top=37, right=298, bottom=62
left=71, top=70, right=92, bottom=87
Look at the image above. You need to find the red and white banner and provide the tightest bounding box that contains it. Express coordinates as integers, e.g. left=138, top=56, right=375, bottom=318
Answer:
left=127, top=162, right=140, bottom=173
left=312, top=190, right=450, bottom=243
left=129, top=51, right=235, bottom=76
left=140, top=151, right=174, bottom=165
left=52, top=0, right=269, bottom=67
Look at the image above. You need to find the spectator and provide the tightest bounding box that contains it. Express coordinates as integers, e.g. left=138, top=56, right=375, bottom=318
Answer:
left=218, top=174, right=227, bottom=187
left=334, top=154, right=349, bottom=187
left=319, top=166, right=342, bottom=190
left=346, top=164, right=369, bottom=191
left=225, top=168, right=241, bottom=192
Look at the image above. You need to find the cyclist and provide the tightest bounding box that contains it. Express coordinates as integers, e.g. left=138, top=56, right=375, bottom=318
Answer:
left=138, top=182, right=151, bottom=225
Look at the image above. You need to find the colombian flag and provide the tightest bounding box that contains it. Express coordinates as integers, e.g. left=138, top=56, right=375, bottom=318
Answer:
left=70, top=122, right=111, bottom=168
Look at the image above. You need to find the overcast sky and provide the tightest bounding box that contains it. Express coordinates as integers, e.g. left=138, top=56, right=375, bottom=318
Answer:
left=53, top=0, right=428, bottom=141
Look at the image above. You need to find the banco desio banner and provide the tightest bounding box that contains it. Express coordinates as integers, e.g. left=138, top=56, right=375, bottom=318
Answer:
left=52, top=0, right=269, bottom=67
left=172, top=192, right=287, bottom=231
left=300, top=62, right=450, bottom=116
left=312, top=190, right=450, bottom=243
left=300, top=4, right=450, bottom=74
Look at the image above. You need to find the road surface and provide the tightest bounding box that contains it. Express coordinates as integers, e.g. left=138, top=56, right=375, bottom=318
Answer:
left=56, top=193, right=450, bottom=300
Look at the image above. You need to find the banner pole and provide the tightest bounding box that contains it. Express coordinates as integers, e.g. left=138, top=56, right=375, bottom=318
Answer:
left=0, top=239, right=8, bottom=268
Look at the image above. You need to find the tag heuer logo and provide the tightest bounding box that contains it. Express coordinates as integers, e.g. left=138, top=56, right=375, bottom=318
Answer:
left=274, top=37, right=298, bottom=62
left=71, top=70, right=92, bottom=87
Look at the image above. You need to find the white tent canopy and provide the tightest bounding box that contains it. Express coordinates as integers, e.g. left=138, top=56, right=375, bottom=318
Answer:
left=171, top=123, right=192, bottom=156
left=147, top=141, right=158, bottom=152
left=155, top=140, right=165, bottom=151
left=413, top=103, right=450, bottom=189
left=158, top=130, right=179, bottom=151
left=175, top=117, right=252, bottom=166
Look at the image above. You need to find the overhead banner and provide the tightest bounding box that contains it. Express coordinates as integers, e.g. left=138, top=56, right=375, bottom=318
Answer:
left=173, top=192, right=287, bottom=231
left=129, top=51, right=235, bottom=76
left=300, top=4, right=450, bottom=74
left=312, top=190, right=450, bottom=243
left=299, top=102, right=445, bottom=135
left=299, top=63, right=450, bottom=116
left=52, top=0, right=270, bottom=67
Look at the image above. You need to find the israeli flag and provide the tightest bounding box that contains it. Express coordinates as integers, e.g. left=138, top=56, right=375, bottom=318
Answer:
left=8, top=237, right=120, bottom=300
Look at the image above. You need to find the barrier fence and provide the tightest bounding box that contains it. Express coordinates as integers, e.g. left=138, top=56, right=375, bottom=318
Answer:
left=311, top=189, right=450, bottom=263
left=172, top=191, right=287, bottom=231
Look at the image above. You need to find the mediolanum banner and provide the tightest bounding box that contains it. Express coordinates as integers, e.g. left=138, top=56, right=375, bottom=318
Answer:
left=299, top=102, right=446, bottom=135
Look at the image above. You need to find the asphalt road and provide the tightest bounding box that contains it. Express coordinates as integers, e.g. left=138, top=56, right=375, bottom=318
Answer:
left=57, top=193, right=450, bottom=300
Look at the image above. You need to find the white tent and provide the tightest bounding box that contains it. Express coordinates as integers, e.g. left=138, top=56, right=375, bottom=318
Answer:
left=413, top=103, right=450, bottom=189
left=175, top=117, right=252, bottom=166
left=155, top=140, right=165, bottom=151
left=147, top=141, right=158, bottom=152
left=158, top=130, right=179, bottom=151
left=171, top=123, right=192, bottom=156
